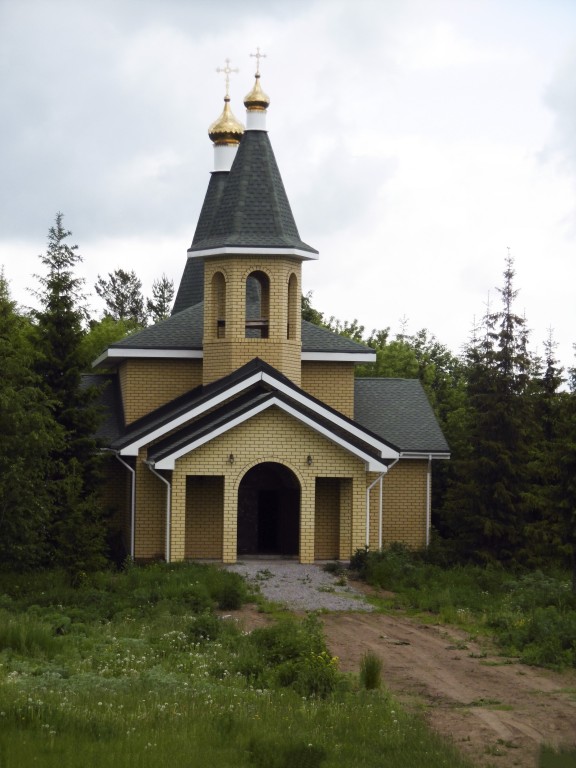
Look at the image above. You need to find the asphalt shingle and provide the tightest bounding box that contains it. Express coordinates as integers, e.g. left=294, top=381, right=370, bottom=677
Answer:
left=354, top=378, right=450, bottom=454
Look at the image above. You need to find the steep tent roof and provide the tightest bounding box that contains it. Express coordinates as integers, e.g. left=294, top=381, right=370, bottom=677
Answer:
left=188, top=130, right=318, bottom=256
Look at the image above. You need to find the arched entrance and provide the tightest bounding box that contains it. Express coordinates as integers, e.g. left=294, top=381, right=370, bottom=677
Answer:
left=237, top=463, right=300, bottom=556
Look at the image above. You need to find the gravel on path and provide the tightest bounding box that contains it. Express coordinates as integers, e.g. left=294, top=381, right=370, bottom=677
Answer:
left=224, top=560, right=373, bottom=612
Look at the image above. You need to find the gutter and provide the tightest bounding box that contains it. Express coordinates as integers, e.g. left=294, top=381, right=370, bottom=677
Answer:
left=103, top=449, right=136, bottom=561
left=145, top=461, right=172, bottom=563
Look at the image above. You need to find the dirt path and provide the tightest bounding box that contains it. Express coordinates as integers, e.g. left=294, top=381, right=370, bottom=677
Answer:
left=321, top=611, right=576, bottom=768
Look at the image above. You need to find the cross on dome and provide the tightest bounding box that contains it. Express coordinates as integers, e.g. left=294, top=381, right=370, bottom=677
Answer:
left=216, top=58, right=239, bottom=98
left=250, top=47, right=266, bottom=75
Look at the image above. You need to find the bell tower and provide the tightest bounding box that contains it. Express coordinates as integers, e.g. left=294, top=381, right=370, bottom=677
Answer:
left=188, top=53, right=318, bottom=387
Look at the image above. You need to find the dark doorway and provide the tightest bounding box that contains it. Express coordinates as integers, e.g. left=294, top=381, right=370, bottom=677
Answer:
left=237, top=463, right=300, bottom=556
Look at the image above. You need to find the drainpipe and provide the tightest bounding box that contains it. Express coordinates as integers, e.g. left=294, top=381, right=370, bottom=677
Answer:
left=145, top=461, right=172, bottom=563
left=366, top=472, right=385, bottom=549
left=426, top=455, right=432, bottom=547
left=102, top=449, right=136, bottom=561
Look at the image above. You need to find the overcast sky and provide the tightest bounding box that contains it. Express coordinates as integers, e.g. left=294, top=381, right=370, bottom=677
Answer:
left=1, top=0, right=575, bottom=369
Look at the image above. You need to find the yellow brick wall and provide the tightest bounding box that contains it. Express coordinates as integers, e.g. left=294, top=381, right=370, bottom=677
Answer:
left=170, top=406, right=366, bottom=563
left=119, top=359, right=202, bottom=424
left=134, top=449, right=167, bottom=561
left=300, top=362, right=356, bottom=418
left=185, top=476, right=224, bottom=559
left=314, top=478, right=340, bottom=560
left=367, top=460, right=429, bottom=550
left=203, top=256, right=302, bottom=386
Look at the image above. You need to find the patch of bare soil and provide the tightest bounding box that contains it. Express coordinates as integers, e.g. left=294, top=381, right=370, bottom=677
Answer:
left=321, top=610, right=576, bottom=768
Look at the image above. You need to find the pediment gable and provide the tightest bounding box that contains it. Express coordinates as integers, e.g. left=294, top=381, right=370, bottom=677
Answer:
left=112, top=359, right=398, bottom=471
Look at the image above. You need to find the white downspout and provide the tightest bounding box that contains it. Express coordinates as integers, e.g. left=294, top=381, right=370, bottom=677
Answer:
left=378, top=475, right=383, bottom=550
left=426, top=455, right=432, bottom=547
left=103, top=449, right=136, bottom=561
left=145, top=462, right=172, bottom=563
left=366, top=472, right=386, bottom=549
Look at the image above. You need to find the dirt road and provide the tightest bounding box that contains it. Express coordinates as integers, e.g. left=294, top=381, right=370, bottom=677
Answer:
left=321, top=611, right=576, bottom=768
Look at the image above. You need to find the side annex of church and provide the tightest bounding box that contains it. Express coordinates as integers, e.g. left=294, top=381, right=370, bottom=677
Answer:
left=91, top=57, right=449, bottom=564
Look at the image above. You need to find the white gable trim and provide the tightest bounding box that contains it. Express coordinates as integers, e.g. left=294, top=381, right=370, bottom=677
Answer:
left=119, top=372, right=264, bottom=456
left=153, top=397, right=392, bottom=471
left=118, top=368, right=397, bottom=460
left=187, top=246, right=319, bottom=260
left=259, top=372, right=397, bottom=459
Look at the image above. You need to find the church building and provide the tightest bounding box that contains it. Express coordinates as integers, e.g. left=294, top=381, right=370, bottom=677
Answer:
left=92, top=57, right=449, bottom=564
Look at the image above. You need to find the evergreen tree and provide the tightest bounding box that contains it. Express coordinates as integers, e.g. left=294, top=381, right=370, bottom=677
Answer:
left=444, top=254, right=534, bottom=563
left=556, top=347, right=576, bottom=591
left=0, top=270, right=60, bottom=569
left=95, top=268, right=147, bottom=327
left=33, top=213, right=107, bottom=578
left=146, top=273, right=175, bottom=323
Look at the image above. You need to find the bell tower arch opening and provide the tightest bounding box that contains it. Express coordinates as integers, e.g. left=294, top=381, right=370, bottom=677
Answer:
left=237, top=462, right=300, bottom=556
left=245, top=270, right=270, bottom=338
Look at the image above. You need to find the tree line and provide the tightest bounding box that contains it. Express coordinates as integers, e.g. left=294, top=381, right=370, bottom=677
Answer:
left=304, top=255, right=576, bottom=587
left=1, top=214, right=575, bottom=585
left=0, top=214, right=174, bottom=580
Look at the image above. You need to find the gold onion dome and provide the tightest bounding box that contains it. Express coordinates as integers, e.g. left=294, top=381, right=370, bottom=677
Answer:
left=208, top=95, right=245, bottom=145
left=244, top=72, right=270, bottom=111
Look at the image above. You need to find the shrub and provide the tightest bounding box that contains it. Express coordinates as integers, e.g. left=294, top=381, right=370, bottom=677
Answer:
left=187, top=612, right=222, bottom=643
left=359, top=651, right=382, bottom=690
left=0, top=613, right=58, bottom=656
left=248, top=737, right=327, bottom=768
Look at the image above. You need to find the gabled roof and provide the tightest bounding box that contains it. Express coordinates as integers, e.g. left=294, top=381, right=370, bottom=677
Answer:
left=354, top=378, right=450, bottom=456
left=188, top=131, right=317, bottom=257
left=108, top=358, right=398, bottom=471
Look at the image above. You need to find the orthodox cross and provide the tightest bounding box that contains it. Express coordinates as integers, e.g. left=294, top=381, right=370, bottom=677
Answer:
left=216, top=58, right=239, bottom=97
left=250, top=47, right=266, bottom=74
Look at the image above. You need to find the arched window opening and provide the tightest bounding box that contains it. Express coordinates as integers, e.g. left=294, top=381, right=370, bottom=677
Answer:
left=287, top=273, right=298, bottom=340
left=211, top=271, right=226, bottom=338
left=245, top=271, right=270, bottom=338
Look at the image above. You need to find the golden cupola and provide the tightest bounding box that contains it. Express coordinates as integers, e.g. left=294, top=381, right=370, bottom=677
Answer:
left=209, top=59, right=244, bottom=172
left=208, top=95, right=244, bottom=146
left=244, top=48, right=270, bottom=130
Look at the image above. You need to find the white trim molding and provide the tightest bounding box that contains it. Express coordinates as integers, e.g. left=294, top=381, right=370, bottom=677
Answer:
left=187, top=246, right=319, bottom=260
left=153, top=396, right=393, bottom=472
left=92, top=347, right=203, bottom=369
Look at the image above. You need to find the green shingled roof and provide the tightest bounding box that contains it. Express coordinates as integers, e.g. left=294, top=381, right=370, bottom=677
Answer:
left=109, top=307, right=372, bottom=356
left=354, top=378, right=450, bottom=454
left=189, top=131, right=317, bottom=255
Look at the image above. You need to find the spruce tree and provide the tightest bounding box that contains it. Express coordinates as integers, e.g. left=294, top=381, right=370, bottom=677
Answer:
left=95, top=268, right=147, bottom=327
left=445, top=254, right=534, bottom=563
left=146, top=273, right=174, bottom=323
left=33, top=213, right=107, bottom=578
left=0, top=270, right=60, bottom=569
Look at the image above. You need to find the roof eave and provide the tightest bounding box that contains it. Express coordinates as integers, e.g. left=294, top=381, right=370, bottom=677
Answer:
left=92, top=347, right=203, bottom=369
left=302, top=351, right=376, bottom=362
left=187, top=245, right=319, bottom=260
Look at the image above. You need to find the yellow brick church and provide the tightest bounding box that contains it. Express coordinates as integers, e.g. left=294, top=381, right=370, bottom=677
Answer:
left=92, top=58, right=449, bottom=564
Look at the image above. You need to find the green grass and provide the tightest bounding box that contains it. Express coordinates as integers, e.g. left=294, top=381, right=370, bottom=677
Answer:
left=352, top=545, right=576, bottom=669
left=0, top=563, right=475, bottom=768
